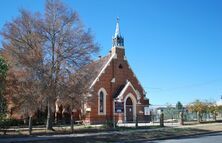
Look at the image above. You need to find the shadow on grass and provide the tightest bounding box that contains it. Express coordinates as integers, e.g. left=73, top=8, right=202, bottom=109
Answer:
left=0, top=125, right=161, bottom=137
left=184, top=120, right=222, bottom=125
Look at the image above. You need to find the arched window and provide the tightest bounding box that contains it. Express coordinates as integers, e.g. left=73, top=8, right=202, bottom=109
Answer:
left=98, top=88, right=107, bottom=115
left=99, top=91, right=104, bottom=113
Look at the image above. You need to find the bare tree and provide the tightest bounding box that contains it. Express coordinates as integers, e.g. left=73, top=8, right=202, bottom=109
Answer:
left=39, top=0, right=98, bottom=130
left=1, top=0, right=98, bottom=130
left=9, top=72, right=41, bottom=135
left=1, top=9, right=44, bottom=135
left=61, top=70, right=91, bottom=133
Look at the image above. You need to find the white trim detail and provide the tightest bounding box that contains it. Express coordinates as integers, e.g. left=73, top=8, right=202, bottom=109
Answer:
left=98, top=87, right=107, bottom=115
left=113, top=46, right=124, bottom=49
left=113, top=53, right=117, bottom=59
left=124, top=93, right=137, bottom=122
left=111, top=78, right=115, bottom=83
left=116, top=81, right=141, bottom=104
left=136, top=90, right=141, bottom=104
left=90, top=53, right=116, bottom=89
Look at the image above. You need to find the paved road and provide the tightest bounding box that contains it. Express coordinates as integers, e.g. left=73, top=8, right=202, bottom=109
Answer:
left=1, top=123, right=222, bottom=143
left=144, top=132, right=222, bottom=143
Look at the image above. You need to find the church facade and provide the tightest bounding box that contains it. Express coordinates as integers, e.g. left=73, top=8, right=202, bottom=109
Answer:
left=81, top=19, right=150, bottom=124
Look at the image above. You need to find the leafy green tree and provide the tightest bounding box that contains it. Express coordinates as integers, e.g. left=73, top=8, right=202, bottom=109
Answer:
left=176, top=101, right=183, bottom=112
left=217, top=105, right=222, bottom=117
left=188, top=100, right=208, bottom=122
left=207, top=103, right=217, bottom=121
left=175, top=101, right=183, bottom=119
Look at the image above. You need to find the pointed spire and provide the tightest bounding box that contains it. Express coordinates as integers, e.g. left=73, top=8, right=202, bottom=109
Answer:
left=115, top=17, right=121, bottom=37
left=112, top=17, right=124, bottom=47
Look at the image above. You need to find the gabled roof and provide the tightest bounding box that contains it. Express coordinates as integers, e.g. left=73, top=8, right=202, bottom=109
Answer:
left=80, top=49, right=146, bottom=97
left=115, top=81, right=140, bottom=101
left=89, top=53, right=116, bottom=88
left=79, top=53, right=113, bottom=89
left=113, top=84, right=125, bottom=98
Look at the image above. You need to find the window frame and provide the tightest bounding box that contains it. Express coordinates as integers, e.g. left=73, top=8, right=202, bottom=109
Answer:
left=98, top=88, right=107, bottom=115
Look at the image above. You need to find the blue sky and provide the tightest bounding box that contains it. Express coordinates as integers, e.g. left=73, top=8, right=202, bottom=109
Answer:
left=0, top=0, right=222, bottom=106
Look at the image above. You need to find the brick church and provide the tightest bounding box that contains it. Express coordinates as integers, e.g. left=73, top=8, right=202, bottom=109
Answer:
left=72, top=19, right=150, bottom=124
left=7, top=19, right=150, bottom=124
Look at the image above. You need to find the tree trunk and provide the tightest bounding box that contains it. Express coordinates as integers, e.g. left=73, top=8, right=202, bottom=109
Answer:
left=70, top=100, right=74, bottom=133
left=179, top=112, right=184, bottom=125
left=197, top=112, right=200, bottom=123
left=55, top=112, right=58, bottom=124
left=160, top=112, right=164, bottom=127
left=28, top=116, right=32, bottom=135
left=71, top=113, right=74, bottom=133
left=135, top=115, right=138, bottom=128
left=214, top=112, right=217, bottom=121
left=46, top=101, right=53, bottom=130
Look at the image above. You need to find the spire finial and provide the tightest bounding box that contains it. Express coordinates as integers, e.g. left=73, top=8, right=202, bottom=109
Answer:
left=117, top=17, right=119, bottom=22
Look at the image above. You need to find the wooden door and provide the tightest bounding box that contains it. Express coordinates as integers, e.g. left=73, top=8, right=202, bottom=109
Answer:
left=126, top=97, right=133, bottom=122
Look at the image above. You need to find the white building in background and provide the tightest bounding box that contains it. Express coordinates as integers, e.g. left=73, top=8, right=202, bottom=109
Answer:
left=216, top=96, right=222, bottom=106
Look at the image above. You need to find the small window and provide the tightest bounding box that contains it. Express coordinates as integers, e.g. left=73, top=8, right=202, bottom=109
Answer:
left=119, top=64, right=123, bottom=69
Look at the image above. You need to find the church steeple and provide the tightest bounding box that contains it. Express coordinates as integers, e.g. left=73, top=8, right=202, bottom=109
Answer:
left=112, top=18, right=124, bottom=47
left=115, top=18, right=121, bottom=37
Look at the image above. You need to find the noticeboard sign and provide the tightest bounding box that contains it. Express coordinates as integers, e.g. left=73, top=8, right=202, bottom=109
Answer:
left=115, top=102, right=124, bottom=113
left=144, top=107, right=150, bottom=115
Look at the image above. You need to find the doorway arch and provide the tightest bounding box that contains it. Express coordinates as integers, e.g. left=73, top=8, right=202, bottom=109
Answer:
left=124, top=93, right=137, bottom=122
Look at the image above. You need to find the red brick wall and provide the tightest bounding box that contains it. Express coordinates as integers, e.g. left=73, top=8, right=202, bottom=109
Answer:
left=87, top=47, right=149, bottom=124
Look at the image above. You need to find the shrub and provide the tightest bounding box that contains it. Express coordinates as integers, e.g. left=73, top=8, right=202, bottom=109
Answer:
left=0, top=119, right=11, bottom=135
left=0, top=118, right=24, bottom=135
left=103, top=119, right=117, bottom=129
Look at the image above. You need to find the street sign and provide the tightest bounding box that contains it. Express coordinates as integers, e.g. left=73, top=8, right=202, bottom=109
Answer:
left=115, top=102, right=124, bottom=113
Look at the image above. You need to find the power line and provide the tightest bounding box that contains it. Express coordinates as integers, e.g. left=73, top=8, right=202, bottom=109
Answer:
left=144, top=78, right=222, bottom=92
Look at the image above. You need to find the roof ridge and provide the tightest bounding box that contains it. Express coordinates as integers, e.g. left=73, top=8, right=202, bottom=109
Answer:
left=89, top=53, right=116, bottom=89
